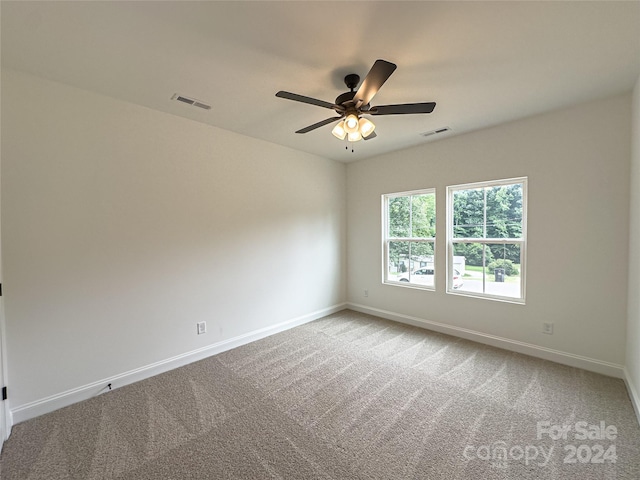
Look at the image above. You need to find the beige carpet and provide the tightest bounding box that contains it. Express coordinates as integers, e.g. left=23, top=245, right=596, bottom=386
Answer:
left=1, top=309, right=639, bottom=479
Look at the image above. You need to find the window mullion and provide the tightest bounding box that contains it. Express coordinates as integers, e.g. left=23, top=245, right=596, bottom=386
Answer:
left=483, top=187, right=487, bottom=239
left=451, top=238, right=524, bottom=244
left=388, top=237, right=435, bottom=242
left=482, top=244, right=486, bottom=293
left=409, top=195, right=413, bottom=239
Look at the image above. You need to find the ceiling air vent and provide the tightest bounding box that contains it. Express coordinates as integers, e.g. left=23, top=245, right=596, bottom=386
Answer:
left=171, top=93, right=211, bottom=110
left=421, top=127, right=451, bottom=138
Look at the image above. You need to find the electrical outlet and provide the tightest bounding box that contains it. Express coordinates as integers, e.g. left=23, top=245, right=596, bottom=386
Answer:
left=364, top=289, right=369, bottom=297
left=197, top=321, right=207, bottom=335
left=543, top=322, right=554, bottom=335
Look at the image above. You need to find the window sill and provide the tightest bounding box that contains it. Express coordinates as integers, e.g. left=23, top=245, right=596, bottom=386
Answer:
left=446, top=289, right=526, bottom=305
left=383, top=280, right=435, bottom=292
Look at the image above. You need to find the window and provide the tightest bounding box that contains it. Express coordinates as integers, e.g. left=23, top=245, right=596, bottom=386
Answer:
left=447, top=177, right=527, bottom=302
left=383, top=189, right=436, bottom=289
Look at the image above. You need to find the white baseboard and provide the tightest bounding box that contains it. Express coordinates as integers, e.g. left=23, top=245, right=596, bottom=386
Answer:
left=348, top=303, right=625, bottom=379
left=10, top=303, right=347, bottom=425
left=0, top=402, right=10, bottom=454
left=623, top=367, right=640, bottom=426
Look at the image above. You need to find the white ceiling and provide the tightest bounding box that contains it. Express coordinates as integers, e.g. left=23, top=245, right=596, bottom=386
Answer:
left=2, top=1, right=639, bottom=163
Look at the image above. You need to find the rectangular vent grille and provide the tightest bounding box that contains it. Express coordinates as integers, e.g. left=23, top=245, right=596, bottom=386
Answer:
left=421, top=127, right=451, bottom=138
left=171, top=94, right=211, bottom=110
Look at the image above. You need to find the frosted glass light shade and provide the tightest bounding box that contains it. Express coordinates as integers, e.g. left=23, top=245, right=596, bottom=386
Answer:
left=359, top=117, right=376, bottom=137
left=344, top=114, right=359, bottom=134
left=347, top=131, right=362, bottom=142
left=332, top=120, right=347, bottom=140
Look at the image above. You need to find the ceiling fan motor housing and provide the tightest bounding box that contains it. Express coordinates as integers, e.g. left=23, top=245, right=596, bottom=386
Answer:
left=335, top=73, right=375, bottom=113
left=335, top=91, right=356, bottom=108
left=335, top=73, right=361, bottom=111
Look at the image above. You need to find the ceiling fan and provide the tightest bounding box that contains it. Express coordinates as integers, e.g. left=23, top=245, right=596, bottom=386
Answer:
left=275, top=59, right=436, bottom=142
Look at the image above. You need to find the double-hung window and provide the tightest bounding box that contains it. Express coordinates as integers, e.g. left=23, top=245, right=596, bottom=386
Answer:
left=447, top=177, right=527, bottom=302
left=383, top=189, right=436, bottom=289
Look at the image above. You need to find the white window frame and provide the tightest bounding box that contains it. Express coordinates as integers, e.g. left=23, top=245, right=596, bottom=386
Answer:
left=446, top=177, right=527, bottom=303
left=382, top=188, right=436, bottom=290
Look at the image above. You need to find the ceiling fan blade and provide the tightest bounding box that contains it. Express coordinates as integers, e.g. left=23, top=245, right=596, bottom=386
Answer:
left=295, top=117, right=343, bottom=134
left=363, top=131, right=377, bottom=141
left=370, top=102, right=436, bottom=115
left=353, top=60, right=397, bottom=108
left=276, top=91, right=344, bottom=111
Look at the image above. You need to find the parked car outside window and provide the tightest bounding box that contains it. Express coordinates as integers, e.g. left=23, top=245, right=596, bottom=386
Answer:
left=398, top=267, right=463, bottom=289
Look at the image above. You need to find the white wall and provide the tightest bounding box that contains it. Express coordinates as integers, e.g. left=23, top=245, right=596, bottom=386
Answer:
left=627, top=75, right=640, bottom=417
left=1, top=70, right=346, bottom=411
left=2, top=66, right=635, bottom=424
left=347, top=94, right=631, bottom=370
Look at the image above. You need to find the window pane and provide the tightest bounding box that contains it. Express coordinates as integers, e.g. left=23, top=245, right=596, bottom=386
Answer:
left=411, top=241, right=434, bottom=279
left=411, top=194, right=436, bottom=238
left=485, top=243, right=521, bottom=298
left=388, top=241, right=410, bottom=281
left=452, top=243, right=484, bottom=294
left=388, top=196, right=410, bottom=237
left=405, top=263, right=435, bottom=288
left=486, top=184, right=523, bottom=238
left=452, top=242, right=522, bottom=298
left=388, top=241, right=435, bottom=287
left=453, top=188, right=484, bottom=238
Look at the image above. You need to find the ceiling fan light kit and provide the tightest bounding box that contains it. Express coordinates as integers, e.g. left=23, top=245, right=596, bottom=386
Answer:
left=276, top=59, right=436, bottom=147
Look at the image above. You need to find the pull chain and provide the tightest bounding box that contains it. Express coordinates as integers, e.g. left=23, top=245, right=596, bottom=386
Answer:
left=345, top=139, right=355, bottom=153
